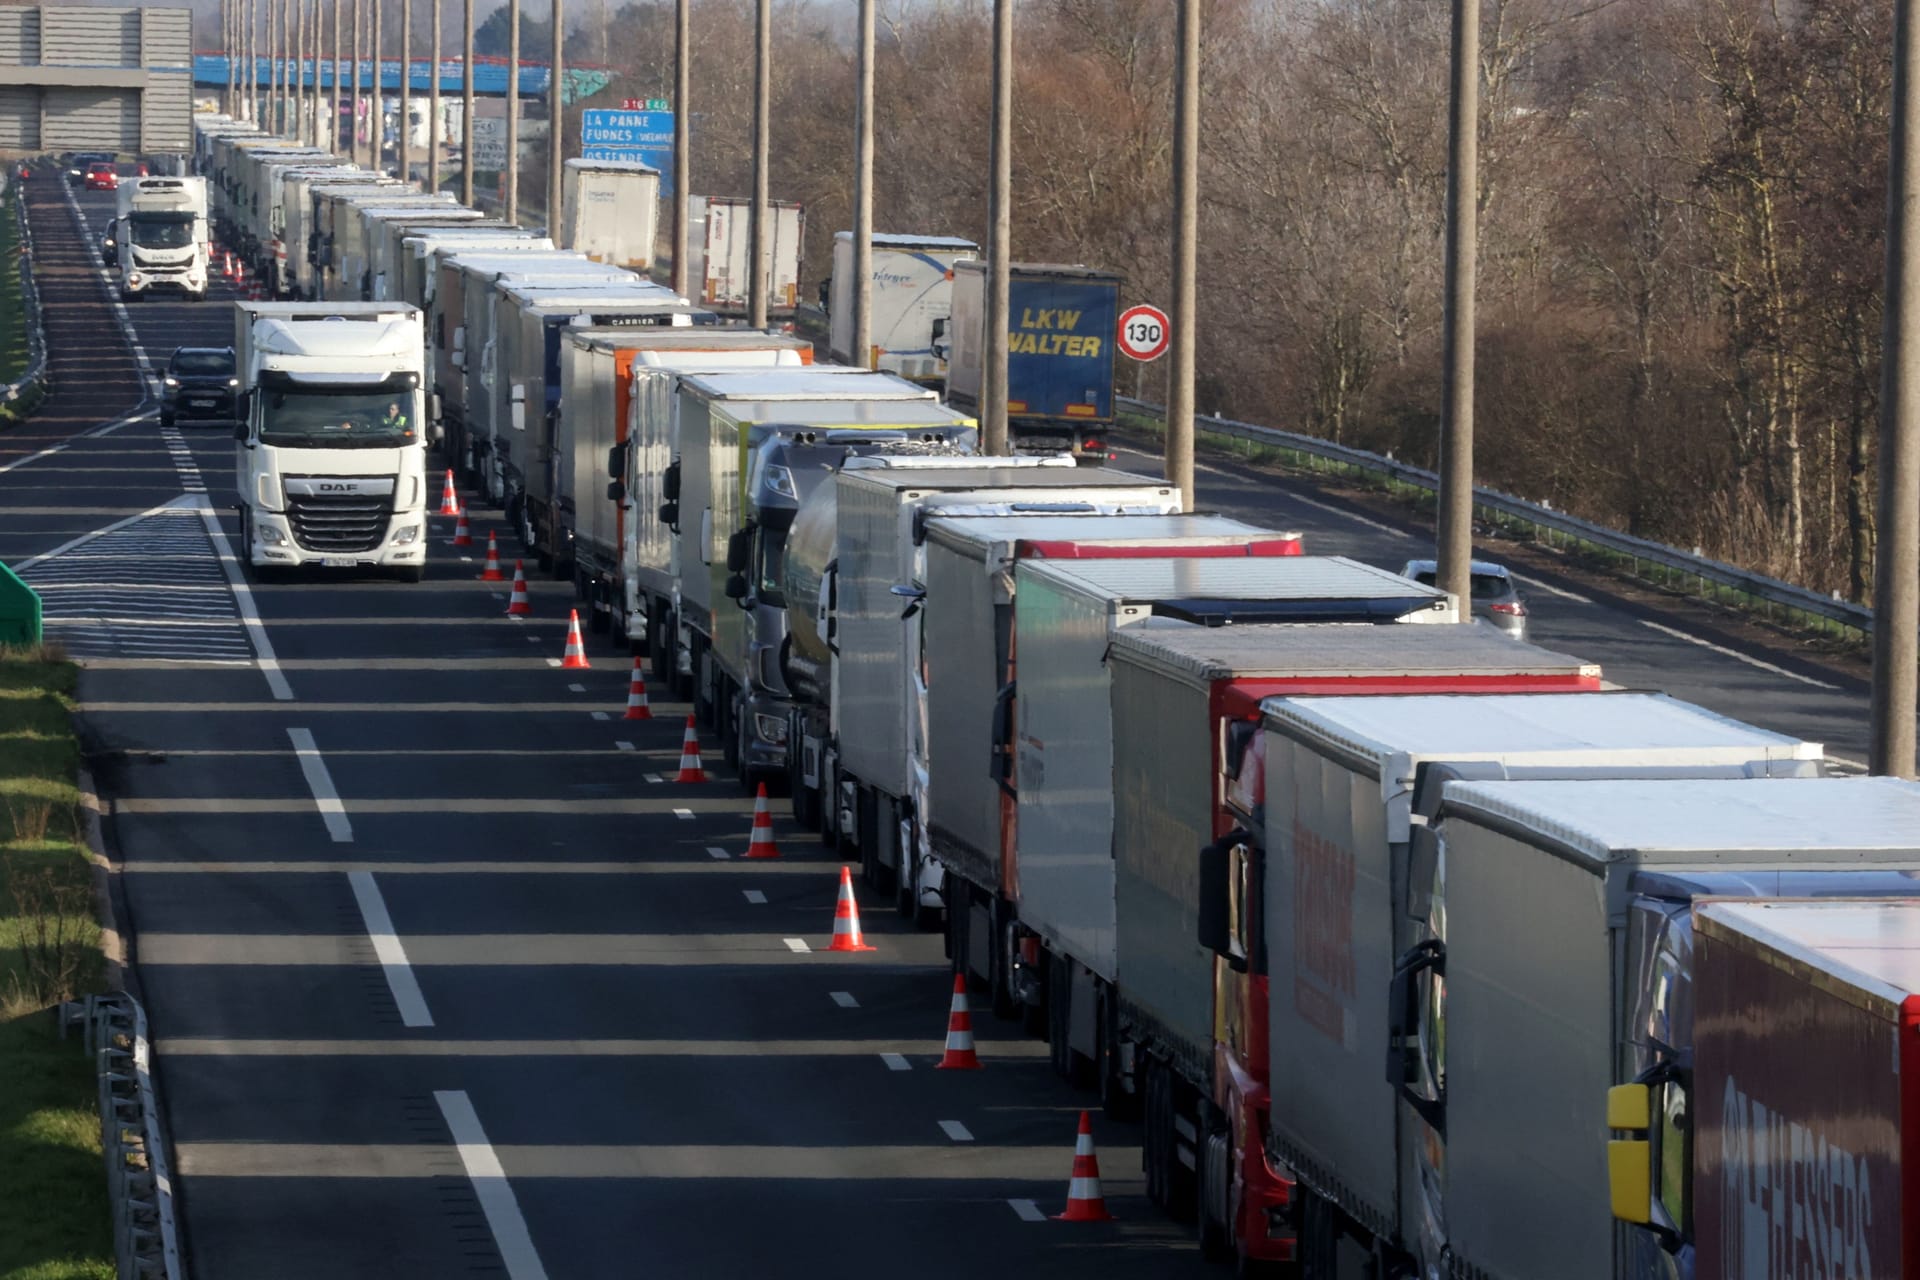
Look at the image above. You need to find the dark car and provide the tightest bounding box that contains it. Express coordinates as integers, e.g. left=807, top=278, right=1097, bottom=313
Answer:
left=158, top=347, right=238, bottom=428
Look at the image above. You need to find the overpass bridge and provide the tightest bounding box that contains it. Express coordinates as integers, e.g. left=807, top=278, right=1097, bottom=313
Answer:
left=191, top=54, right=616, bottom=103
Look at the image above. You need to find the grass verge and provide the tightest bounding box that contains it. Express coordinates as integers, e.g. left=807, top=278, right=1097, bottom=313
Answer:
left=0, top=645, right=113, bottom=1280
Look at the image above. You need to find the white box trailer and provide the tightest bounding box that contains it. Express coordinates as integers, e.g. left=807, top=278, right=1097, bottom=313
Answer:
left=1012, top=558, right=1458, bottom=999
left=559, top=159, right=660, bottom=273
left=1252, top=693, right=1824, bottom=1272
left=1409, top=777, right=1920, bottom=1280
left=371, top=215, right=511, bottom=303
left=922, top=516, right=1306, bottom=913
left=487, top=283, right=690, bottom=523
left=556, top=330, right=811, bottom=646
left=324, top=195, right=461, bottom=300
left=828, top=232, right=978, bottom=382
left=289, top=177, right=405, bottom=298
left=429, top=251, right=601, bottom=420
left=687, top=195, right=804, bottom=316
left=397, top=229, right=548, bottom=315
left=349, top=206, right=488, bottom=302
left=443, top=261, right=634, bottom=480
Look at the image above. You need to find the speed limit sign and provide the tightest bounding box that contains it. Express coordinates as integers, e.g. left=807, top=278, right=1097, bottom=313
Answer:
left=1117, top=304, right=1172, bottom=362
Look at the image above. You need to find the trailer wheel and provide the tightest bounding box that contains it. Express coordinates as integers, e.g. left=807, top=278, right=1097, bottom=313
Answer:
left=1197, top=1124, right=1234, bottom=1262
left=990, top=901, right=1018, bottom=1020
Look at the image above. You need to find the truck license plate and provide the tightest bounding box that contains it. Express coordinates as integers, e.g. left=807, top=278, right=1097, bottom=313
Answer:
left=188, top=398, right=215, bottom=409
left=321, top=557, right=356, bottom=568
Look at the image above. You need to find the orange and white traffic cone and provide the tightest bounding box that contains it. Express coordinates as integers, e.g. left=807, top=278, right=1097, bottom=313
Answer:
left=560, top=608, right=591, bottom=670
left=1053, top=1111, right=1115, bottom=1221
left=439, top=469, right=461, bottom=516
left=505, top=561, right=532, bottom=616
left=673, top=715, right=707, bottom=782
left=479, top=530, right=505, bottom=581
left=934, top=971, right=983, bottom=1069
left=449, top=508, right=473, bottom=546
left=744, top=783, right=779, bottom=858
left=622, top=656, right=652, bottom=720
left=825, top=864, right=876, bottom=953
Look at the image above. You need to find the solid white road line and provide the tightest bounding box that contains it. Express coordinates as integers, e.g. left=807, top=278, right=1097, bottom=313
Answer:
left=1638, top=619, right=1841, bottom=690
left=939, top=1120, right=974, bottom=1143
left=1514, top=574, right=1593, bottom=604
left=830, top=991, right=858, bottom=1008
left=433, top=1091, right=550, bottom=1280
left=784, top=937, right=811, bottom=953
left=287, top=729, right=352, bottom=842
left=346, top=871, right=434, bottom=1028
left=1008, top=1199, right=1046, bottom=1223
left=880, top=1052, right=911, bottom=1071
left=199, top=501, right=294, bottom=700
left=742, top=890, right=767, bottom=904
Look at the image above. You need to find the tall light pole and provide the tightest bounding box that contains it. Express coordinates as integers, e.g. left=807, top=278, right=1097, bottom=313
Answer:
left=295, top=0, right=308, bottom=143
left=1166, top=0, right=1198, bottom=507
left=429, top=0, right=442, bottom=192
left=401, top=0, right=413, bottom=181
left=548, top=0, right=564, bottom=235
left=982, top=0, right=1012, bottom=452
left=351, top=0, right=364, bottom=165
left=372, top=0, right=384, bottom=172
left=507, top=0, right=521, bottom=221
left=1874, top=0, right=1920, bottom=776
left=221, top=0, right=232, bottom=116
left=748, top=0, right=769, bottom=328
left=1436, top=0, right=1479, bottom=609
left=851, top=0, right=873, bottom=367
left=461, top=0, right=475, bottom=205
left=331, top=0, right=343, bottom=152
left=270, top=0, right=283, bottom=132
left=671, top=0, right=688, bottom=293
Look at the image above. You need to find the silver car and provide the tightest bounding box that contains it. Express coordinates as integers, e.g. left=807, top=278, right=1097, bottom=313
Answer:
left=1400, top=558, right=1529, bottom=639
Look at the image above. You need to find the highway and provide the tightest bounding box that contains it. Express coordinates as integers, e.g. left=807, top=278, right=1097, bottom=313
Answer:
left=0, top=173, right=1882, bottom=1276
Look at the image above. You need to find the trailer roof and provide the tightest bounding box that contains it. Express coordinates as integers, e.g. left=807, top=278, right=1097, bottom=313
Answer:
left=1697, top=899, right=1920, bottom=1004
left=1110, top=621, right=1595, bottom=682
left=713, top=399, right=975, bottom=428
left=842, top=462, right=1148, bottom=494
left=564, top=157, right=661, bottom=174
left=569, top=329, right=810, bottom=355
left=952, top=260, right=1120, bottom=282
left=681, top=369, right=934, bottom=401
left=1268, top=692, right=1816, bottom=770
left=835, top=231, right=981, bottom=251
left=926, top=513, right=1265, bottom=550
left=499, top=288, right=685, bottom=311
left=1440, top=777, right=1920, bottom=861
left=1020, top=555, right=1451, bottom=611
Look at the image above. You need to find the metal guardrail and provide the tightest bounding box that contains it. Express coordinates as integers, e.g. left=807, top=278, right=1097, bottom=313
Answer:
left=3, top=172, right=49, bottom=408
left=65, top=992, right=186, bottom=1280
left=1118, top=395, right=1874, bottom=637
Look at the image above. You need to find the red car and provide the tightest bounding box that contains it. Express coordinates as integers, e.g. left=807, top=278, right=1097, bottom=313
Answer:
left=84, top=162, right=117, bottom=191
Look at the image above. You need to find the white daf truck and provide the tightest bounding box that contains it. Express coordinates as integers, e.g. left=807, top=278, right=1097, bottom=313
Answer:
left=232, top=302, right=436, bottom=581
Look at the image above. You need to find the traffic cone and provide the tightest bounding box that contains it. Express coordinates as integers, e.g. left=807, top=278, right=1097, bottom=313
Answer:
left=449, top=508, right=473, bottom=546
left=622, top=656, right=652, bottom=720
left=744, top=783, right=779, bottom=858
left=479, top=530, right=505, bottom=581
left=439, top=469, right=461, bottom=516
left=1053, top=1112, right=1115, bottom=1221
left=935, top=971, right=983, bottom=1069
left=673, top=715, right=707, bottom=782
left=560, top=609, right=591, bottom=670
left=825, top=864, right=876, bottom=952
left=505, top=561, right=532, bottom=616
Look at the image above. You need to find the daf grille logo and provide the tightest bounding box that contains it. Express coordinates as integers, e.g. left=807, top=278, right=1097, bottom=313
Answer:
left=318, top=482, right=358, bottom=492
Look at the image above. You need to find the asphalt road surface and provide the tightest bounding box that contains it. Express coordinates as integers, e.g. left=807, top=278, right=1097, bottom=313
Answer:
left=0, top=173, right=1881, bottom=1277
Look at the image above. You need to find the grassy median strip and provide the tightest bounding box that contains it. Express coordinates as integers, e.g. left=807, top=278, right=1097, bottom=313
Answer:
left=0, top=646, right=113, bottom=1280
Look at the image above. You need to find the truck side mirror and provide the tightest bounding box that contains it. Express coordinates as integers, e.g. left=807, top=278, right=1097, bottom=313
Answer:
left=607, top=440, right=629, bottom=481
left=1197, top=836, right=1234, bottom=962
left=662, top=461, right=681, bottom=501
left=726, top=526, right=753, bottom=574
left=725, top=572, right=750, bottom=602
left=233, top=421, right=250, bottom=442
left=1386, top=940, right=1446, bottom=1136
left=1606, top=1085, right=1654, bottom=1226
left=658, top=500, right=679, bottom=529
left=607, top=480, right=626, bottom=503
left=990, top=681, right=1018, bottom=798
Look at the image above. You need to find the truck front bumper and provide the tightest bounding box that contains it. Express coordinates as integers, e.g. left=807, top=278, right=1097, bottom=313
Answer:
left=249, top=510, right=427, bottom=568
left=125, top=269, right=208, bottom=296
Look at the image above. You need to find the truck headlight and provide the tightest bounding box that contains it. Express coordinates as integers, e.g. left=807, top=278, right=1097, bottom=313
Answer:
left=754, top=714, right=789, bottom=746
left=391, top=525, right=421, bottom=546
left=163, top=376, right=179, bottom=387
left=257, top=524, right=286, bottom=546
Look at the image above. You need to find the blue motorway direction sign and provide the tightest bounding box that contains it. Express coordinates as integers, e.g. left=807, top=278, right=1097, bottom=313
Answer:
left=580, top=108, right=674, bottom=196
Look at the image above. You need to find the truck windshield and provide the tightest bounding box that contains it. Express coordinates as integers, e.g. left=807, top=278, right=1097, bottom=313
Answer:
left=757, top=527, right=788, bottom=606
left=129, top=213, right=195, bottom=249
left=260, top=386, right=417, bottom=447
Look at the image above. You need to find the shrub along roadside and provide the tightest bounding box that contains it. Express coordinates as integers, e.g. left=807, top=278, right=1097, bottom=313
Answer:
left=0, top=645, right=114, bottom=1280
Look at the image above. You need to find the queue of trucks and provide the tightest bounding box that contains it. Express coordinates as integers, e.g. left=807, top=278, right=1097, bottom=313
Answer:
left=186, top=114, right=1920, bottom=1276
